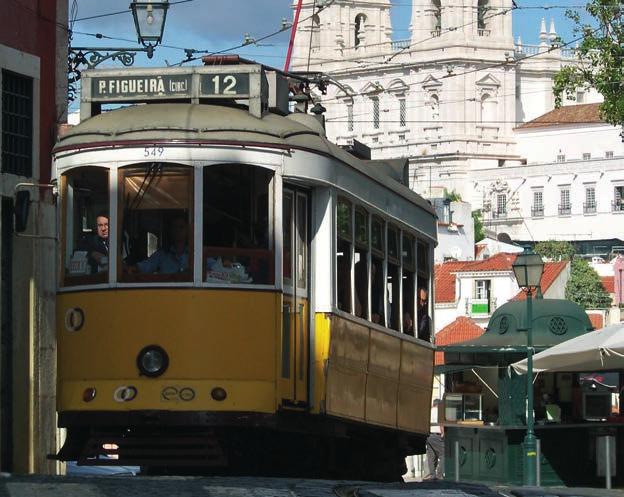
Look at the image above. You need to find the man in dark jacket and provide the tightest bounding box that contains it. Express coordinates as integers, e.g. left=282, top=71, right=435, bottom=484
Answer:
left=417, top=287, right=431, bottom=342
left=84, top=213, right=109, bottom=273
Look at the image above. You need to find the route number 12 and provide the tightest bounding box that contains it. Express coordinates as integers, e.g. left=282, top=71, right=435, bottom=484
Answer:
left=212, top=75, right=237, bottom=95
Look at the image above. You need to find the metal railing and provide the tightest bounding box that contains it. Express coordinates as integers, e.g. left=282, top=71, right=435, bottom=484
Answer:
left=430, top=30, right=442, bottom=37
left=466, top=298, right=496, bottom=317
left=612, top=201, right=624, bottom=212
left=531, top=206, right=544, bottom=217
left=478, top=29, right=490, bottom=37
left=584, top=202, right=597, bottom=214
left=558, top=204, right=571, bottom=216
left=491, top=210, right=507, bottom=219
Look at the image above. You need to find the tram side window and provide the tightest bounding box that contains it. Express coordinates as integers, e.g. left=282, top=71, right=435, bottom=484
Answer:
left=387, top=225, right=400, bottom=331
left=336, top=198, right=352, bottom=312
left=417, top=240, right=432, bottom=342
left=203, top=164, right=274, bottom=285
left=370, top=216, right=385, bottom=325
left=353, top=207, right=369, bottom=319
left=62, top=167, right=109, bottom=287
left=402, top=234, right=416, bottom=336
left=120, top=164, right=193, bottom=283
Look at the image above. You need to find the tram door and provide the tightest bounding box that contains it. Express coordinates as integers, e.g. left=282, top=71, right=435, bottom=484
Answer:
left=280, top=188, right=309, bottom=408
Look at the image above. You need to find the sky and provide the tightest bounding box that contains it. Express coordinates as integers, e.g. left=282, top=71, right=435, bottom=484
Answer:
left=68, top=0, right=594, bottom=111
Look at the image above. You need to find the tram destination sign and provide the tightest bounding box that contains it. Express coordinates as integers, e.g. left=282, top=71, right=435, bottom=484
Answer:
left=92, top=74, right=193, bottom=99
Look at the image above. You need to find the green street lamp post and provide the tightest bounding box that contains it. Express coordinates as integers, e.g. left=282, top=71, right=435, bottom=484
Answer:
left=69, top=0, right=170, bottom=90
left=512, top=247, right=544, bottom=487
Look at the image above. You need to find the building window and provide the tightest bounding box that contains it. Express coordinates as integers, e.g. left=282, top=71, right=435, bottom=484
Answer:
left=1, top=69, right=33, bottom=177
left=432, top=0, right=442, bottom=34
left=495, top=194, right=506, bottom=218
left=559, top=187, right=571, bottom=215
left=584, top=185, right=596, bottom=214
left=398, top=134, right=406, bottom=142
left=532, top=190, right=544, bottom=217
left=429, top=94, right=439, bottom=122
left=606, top=151, right=614, bottom=159
left=576, top=90, right=585, bottom=103
left=355, top=13, right=366, bottom=47
left=477, top=0, right=489, bottom=35
left=583, top=153, right=591, bottom=160
left=399, top=98, right=406, bottom=127
left=372, top=97, right=380, bottom=129
left=556, top=154, right=565, bottom=163
left=480, top=93, right=497, bottom=124
left=472, top=279, right=491, bottom=315
left=614, top=186, right=624, bottom=212
left=311, top=14, right=321, bottom=50
left=347, top=102, right=354, bottom=132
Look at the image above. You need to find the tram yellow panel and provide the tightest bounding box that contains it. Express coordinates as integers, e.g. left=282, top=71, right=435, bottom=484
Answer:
left=365, top=375, right=398, bottom=427
left=368, top=331, right=401, bottom=380
left=400, top=340, right=434, bottom=387
left=312, top=313, right=330, bottom=414
left=57, top=289, right=279, bottom=385
left=60, top=379, right=275, bottom=412
left=325, top=365, right=366, bottom=421
left=397, top=384, right=431, bottom=433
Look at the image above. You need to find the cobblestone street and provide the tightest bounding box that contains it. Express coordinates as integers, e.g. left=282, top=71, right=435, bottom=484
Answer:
left=0, top=475, right=505, bottom=497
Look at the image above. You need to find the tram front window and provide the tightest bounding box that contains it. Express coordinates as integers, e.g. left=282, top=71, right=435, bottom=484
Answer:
left=62, top=166, right=109, bottom=287
left=120, top=164, right=193, bottom=283
left=203, top=164, right=274, bottom=285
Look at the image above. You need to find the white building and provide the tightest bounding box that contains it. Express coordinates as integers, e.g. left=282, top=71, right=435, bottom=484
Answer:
left=290, top=0, right=624, bottom=255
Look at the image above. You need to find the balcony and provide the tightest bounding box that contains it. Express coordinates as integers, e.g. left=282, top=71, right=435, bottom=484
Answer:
left=430, top=29, right=441, bottom=37
left=531, top=206, right=544, bottom=218
left=491, top=210, right=507, bottom=220
left=478, top=29, right=491, bottom=37
left=467, top=298, right=496, bottom=317
left=583, top=202, right=597, bottom=214
left=613, top=201, right=624, bottom=212
left=558, top=204, right=571, bottom=216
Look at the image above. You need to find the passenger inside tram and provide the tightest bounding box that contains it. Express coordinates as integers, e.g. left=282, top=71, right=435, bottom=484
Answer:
left=130, top=215, right=190, bottom=274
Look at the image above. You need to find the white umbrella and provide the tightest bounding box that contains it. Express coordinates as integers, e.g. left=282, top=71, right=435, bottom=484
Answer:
left=512, top=322, right=624, bottom=374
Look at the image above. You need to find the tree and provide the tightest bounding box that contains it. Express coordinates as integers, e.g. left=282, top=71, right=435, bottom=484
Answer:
left=472, top=209, right=485, bottom=243
left=444, top=188, right=462, bottom=202
left=565, top=258, right=612, bottom=309
left=553, top=1, right=624, bottom=126
left=534, top=240, right=575, bottom=262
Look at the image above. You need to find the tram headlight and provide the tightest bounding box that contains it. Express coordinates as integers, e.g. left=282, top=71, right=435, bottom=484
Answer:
left=137, top=345, right=169, bottom=377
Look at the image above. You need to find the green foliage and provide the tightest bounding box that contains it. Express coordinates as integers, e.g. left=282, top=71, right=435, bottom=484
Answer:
left=534, top=240, right=575, bottom=261
left=553, top=1, right=624, bottom=126
left=472, top=209, right=485, bottom=243
left=443, top=188, right=462, bottom=202
left=565, top=258, right=612, bottom=309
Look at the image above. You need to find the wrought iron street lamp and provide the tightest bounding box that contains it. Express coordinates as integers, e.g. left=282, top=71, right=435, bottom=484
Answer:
left=69, top=0, right=169, bottom=88
left=512, top=247, right=544, bottom=486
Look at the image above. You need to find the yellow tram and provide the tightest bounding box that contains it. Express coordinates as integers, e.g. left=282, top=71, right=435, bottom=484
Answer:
left=51, top=61, right=436, bottom=479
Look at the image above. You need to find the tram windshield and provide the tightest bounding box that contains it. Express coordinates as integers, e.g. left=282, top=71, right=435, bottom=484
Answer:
left=62, top=167, right=109, bottom=286
left=203, top=164, right=274, bottom=285
left=120, top=164, right=193, bottom=283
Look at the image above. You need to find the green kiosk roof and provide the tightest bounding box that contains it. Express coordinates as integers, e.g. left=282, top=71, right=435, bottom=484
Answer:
left=438, top=299, right=593, bottom=368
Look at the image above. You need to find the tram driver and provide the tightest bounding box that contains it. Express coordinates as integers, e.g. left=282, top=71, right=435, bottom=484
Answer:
left=82, top=212, right=109, bottom=273
left=131, top=215, right=190, bottom=274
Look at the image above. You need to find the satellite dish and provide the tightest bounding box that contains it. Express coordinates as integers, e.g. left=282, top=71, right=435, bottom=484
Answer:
left=497, top=232, right=513, bottom=245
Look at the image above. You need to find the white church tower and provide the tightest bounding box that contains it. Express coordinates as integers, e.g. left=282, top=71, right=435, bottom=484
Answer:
left=291, top=0, right=393, bottom=72
left=290, top=1, right=577, bottom=204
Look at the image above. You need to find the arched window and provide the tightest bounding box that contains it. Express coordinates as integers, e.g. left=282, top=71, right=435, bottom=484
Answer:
left=478, top=0, right=489, bottom=34
left=480, top=93, right=497, bottom=123
left=355, top=13, right=366, bottom=47
left=432, top=0, right=442, bottom=34
left=428, top=94, right=439, bottom=122
left=311, top=14, right=320, bottom=50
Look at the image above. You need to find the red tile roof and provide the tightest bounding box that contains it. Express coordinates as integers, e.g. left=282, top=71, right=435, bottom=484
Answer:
left=588, top=313, right=603, bottom=330
left=434, top=317, right=484, bottom=365
left=601, top=276, right=615, bottom=294
left=434, top=253, right=517, bottom=304
left=516, top=103, right=603, bottom=130
left=513, top=261, right=569, bottom=300
left=434, top=260, right=470, bottom=303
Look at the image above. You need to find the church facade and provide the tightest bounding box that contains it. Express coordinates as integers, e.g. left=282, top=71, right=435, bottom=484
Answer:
left=290, top=0, right=624, bottom=256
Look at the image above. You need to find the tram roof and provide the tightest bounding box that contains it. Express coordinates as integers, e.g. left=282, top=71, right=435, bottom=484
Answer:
left=55, top=103, right=435, bottom=217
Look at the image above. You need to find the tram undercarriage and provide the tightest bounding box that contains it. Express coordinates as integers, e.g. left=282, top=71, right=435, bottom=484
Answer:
left=55, top=411, right=422, bottom=480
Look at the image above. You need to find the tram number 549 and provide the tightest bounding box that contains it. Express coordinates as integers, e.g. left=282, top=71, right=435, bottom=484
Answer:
left=144, top=146, right=164, bottom=158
